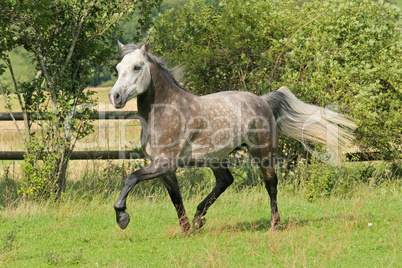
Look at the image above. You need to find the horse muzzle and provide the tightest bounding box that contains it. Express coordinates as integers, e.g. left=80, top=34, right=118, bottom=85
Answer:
left=108, top=91, right=125, bottom=108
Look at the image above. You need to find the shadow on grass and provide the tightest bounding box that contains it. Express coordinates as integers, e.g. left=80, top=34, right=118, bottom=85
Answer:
left=206, top=214, right=352, bottom=233
left=234, top=218, right=315, bottom=232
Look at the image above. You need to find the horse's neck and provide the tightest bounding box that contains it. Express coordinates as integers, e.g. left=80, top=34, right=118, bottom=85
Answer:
left=136, top=84, right=155, bottom=119
left=137, top=74, right=194, bottom=121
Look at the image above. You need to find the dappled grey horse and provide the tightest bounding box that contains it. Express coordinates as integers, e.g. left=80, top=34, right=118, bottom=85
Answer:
left=109, top=40, right=355, bottom=232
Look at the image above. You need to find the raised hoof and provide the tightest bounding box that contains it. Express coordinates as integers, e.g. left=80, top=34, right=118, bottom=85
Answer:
left=192, top=216, right=206, bottom=230
left=116, top=211, right=131, bottom=229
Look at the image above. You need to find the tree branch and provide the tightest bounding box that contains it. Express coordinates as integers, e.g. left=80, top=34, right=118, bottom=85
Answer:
left=60, top=9, right=89, bottom=77
left=36, top=37, right=60, bottom=136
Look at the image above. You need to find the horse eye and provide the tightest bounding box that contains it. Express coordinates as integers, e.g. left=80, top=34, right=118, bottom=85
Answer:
left=133, top=65, right=141, bottom=71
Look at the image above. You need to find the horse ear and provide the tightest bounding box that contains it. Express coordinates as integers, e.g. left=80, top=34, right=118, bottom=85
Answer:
left=118, top=40, right=125, bottom=54
left=141, top=39, right=150, bottom=52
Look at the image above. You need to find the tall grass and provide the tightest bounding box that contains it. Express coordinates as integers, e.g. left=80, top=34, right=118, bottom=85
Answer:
left=279, top=158, right=402, bottom=200
left=1, top=157, right=400, bottom=208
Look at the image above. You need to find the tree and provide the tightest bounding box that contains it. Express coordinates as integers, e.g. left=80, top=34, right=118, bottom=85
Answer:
left=0, top=0, right=161, bottom=198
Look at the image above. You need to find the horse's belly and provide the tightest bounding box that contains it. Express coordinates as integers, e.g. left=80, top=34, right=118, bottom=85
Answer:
left=185, top=130, right=244, bottom=161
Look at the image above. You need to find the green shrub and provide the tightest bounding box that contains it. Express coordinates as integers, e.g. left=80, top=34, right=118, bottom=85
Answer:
left=150, top=0, right=402, bottom=160
left=18, top=139, right=61, bottom=200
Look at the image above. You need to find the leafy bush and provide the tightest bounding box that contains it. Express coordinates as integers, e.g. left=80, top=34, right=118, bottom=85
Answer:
left=150, top=0, right=402, bottom=160
left=18, top=138, right=62, bottom=199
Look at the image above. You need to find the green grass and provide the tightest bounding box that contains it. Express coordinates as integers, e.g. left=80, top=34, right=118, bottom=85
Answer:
left=0, top=181, right=400, bottom=267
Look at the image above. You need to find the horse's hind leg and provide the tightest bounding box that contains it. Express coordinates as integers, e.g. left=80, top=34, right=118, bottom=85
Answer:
left=247, top=116, right=280, bottom=231
left=193, top=165, right=234, bottom=229
left=260, top=165, right=280, bottom=231
left=160, top=174, right=190, bottom=233
left=248, top=149, right=280, bottom=231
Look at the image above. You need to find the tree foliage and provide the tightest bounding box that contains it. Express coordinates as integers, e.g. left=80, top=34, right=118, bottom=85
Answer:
left=150, top=0, right=402, bottom=160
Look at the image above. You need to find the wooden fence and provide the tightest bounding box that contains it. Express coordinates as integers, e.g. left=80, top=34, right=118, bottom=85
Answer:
left=0, top=111, right=144, bottom=160
left=0, top=112, right=391, bottom=162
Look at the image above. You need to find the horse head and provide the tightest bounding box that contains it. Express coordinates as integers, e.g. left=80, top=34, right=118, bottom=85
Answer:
left=108, top=40, right=152, bottom=108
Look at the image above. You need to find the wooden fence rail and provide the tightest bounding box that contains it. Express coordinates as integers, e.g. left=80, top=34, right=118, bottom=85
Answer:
left=0, top=112, right=395, bottom=162
left=0, top=150, right=145, bottom=161
left=0, top=111, right=139, bottom=121
left=0, top=111, right=143, bottom=160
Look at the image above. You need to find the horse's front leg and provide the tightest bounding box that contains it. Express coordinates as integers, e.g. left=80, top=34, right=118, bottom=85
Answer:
left=114, top=159, right=173, bottom=229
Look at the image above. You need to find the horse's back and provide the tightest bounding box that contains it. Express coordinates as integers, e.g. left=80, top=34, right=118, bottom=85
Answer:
left=198, top=91, right=273, bottom=118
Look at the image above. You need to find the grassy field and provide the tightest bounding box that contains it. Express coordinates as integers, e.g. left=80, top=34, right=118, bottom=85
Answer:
left=0, top=180, right=400, bottom=267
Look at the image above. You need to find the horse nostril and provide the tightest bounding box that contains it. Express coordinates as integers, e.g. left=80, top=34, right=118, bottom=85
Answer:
left=113, top=93, right=122, bottom=106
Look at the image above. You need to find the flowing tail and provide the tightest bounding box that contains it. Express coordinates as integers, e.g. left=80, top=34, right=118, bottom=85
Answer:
left=261, top=86, right=356, bottom=165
